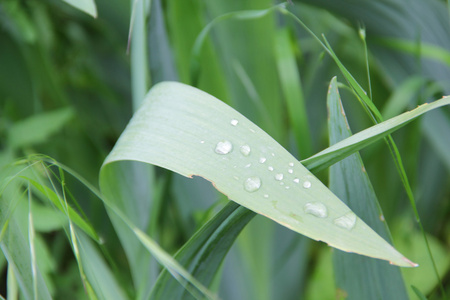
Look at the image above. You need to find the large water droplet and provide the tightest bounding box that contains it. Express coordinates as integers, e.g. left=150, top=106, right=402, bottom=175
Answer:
left=215, top=140, right=233, bottom=154
left=240, top=145, right=251, bottom=156
left=334, top=212, right=356, bottom=230
left=275, top=173, right=284, bottom=181
left=231, top=119, right=239, bottom=126
left=303, top=181, right=312, bottom=189
left=244, top=177, right=261, bottom=192
left=304, top=202, right=328, bottom=218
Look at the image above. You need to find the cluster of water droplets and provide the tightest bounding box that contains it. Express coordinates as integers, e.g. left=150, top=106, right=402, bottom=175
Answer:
left=210, top=118, right=356, bottom=230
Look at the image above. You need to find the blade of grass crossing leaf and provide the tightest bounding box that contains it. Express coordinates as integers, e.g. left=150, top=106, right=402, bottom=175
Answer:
left=301, top=96, right=450, bottom=172
left=327, top=77, right=408, bottom=300
left=150, top=202, right=254, bottom=299
left=102, top=81, right=416, bottom=266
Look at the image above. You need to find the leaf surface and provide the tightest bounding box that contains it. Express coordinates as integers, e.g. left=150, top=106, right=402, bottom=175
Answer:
left=102, top=81, right=416, bottom=267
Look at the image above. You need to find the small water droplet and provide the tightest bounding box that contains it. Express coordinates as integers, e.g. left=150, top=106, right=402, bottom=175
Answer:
left=304, top=202, right=328, bottom=218
left=245, top=163, right=252, bottom=168
left=303, top=181, right=312, bottom=189
left=264, top=194, right=269, bottom=198
left=200, top=140, right=205, bottom=144
left=275, top=173, right=284, bottom=181
left=240, top=145, right=251, bottom=156
left=249, top=128, right=256, bottom=133
left=289, top=162, right=294, bottom=167
left=215, top=140, right=233, bottom=154
left=231, top=119, right=239, bottom=126
left=293, top=178, right=300, bottom=184
left=333, top=212, right=357, bottom=230
left=244, top=177, right=261, bottom=192
left=233, top=176, right=239, bottom=180
left=271, top=153, right=275, bottom=157
left=285, top=186, right=290, bottom=189
left=259, top=157, right=267, bottom=163
left=380, top=214, right=385, bottom=222
left=268, top=166, right=274, bottom=171
left=288, top=169, right=293, bottom=174
left=280, top=182, right=284, bottom=185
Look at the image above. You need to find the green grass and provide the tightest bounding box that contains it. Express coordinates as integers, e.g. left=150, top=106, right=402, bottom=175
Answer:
left=1, top=1, right=450, bottom=299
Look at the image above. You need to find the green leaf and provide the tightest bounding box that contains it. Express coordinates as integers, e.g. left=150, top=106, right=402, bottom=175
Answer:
left=327, top=77, right=408, bottom=299
left=102, top=81, right=415, bottom=267
left=62, top=0, right=97, bottom=18
left=8, top=107, right=74, bottom=150
left=302, top=96, right=450, bottom=173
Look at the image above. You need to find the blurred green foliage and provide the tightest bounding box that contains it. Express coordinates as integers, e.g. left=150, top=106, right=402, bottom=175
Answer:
left=0, top=0, right=449, bottom=299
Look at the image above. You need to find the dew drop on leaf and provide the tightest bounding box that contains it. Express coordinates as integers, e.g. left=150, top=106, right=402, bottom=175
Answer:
left=215, top=140, right=233, bottom=154
left=303, top=180, right=312, bottom=189
left=244, top=177, right=261, bottom=192
left=293, top=178, right=300, bottom=184
left=304, top=202, right=328, bottom=218
left=240, top=145, right=251, bottom=156
left=275, top=173, right=284, bottom=181
left=333, top=212, right=357, bottom=230
left=259, top=157, right=267, bottom=163
left=231, top=119, right=239, bottom=126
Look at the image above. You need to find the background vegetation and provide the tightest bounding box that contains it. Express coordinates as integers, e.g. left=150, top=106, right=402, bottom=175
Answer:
left=0, top=0, right=449, bottom=299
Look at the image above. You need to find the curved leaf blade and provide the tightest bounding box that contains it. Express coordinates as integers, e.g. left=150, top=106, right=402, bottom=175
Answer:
left=102, top=81, right=415, bottom=267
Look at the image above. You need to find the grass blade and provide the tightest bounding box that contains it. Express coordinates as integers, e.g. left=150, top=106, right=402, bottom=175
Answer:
left=302, top=96, right=450, bottom=173
left=327, top=77, right=408, bottom=299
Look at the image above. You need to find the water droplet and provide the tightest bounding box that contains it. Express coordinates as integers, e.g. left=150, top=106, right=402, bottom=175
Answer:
left=303, top=181, right=312, bottom=189
left=215, top=140, right=233, bottom=154
left=304, top=202, right=328, bottom=218
left=288, top=169, right=293, bottom=174
left=271, top=153, right=275, bottom=157
left=293, top=178, right=300, bottom=184
left=333, top=212, right=357, bottom=230
left=264, top=194, right=269, bottom=198
left=280, top=182, right=284, bottom=185
left=380, top=214, right=385, bottom=221
left=285, top=186, right=290, bottom=189
left=249, top=128, right=256, bottom=133
left=240, top=145, right=251, bottom=156
left=231, top=119, right=239, bottom=126
left=289, top=162, right=294, bottom=167
left=268, top=166, right=274, bottom=171
left=200, top=140, right=205, bottom=144
left=259, top=157, right=267, bottom=163
left=244, top=177, right=261, bottom=192
left=275, top=173, right=284, bottom=181
left=233, top=176, right=239, bottom=180
left=245, top=163, right=252, bottom=168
